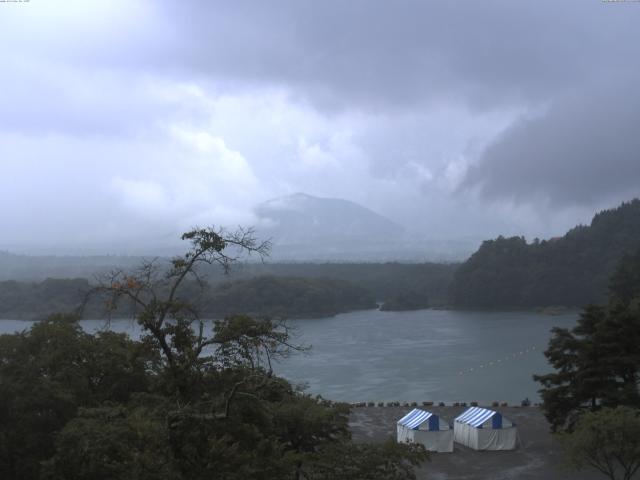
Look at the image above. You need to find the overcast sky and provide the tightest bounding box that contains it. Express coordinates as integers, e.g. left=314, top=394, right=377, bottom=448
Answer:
left=1, top=0, right=639, bottom=254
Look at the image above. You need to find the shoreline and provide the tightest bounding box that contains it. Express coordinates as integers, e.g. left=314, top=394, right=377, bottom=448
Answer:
left=0, top=305, right=582, bottom=322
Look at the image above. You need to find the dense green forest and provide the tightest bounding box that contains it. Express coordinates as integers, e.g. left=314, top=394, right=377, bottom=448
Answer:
left=0, top=255, right=456, bottom=302
left=379, top=290, right=430, bottom=311
left=0, top=262, right=454, bottom=319
left=450, top=199, right=640, bottom=308
left=210, top=262, right=455, bottom=307
left=0, top=278, right=91, bottom=320
left=0, top=228, right=428, bottom=480
left=0, top=276, right=375, bottom=320
left=200, top=276, right=376, bottom=318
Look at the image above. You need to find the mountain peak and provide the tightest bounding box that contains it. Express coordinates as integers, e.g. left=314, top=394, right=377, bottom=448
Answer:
left=254, top=193, right=404, bottom=258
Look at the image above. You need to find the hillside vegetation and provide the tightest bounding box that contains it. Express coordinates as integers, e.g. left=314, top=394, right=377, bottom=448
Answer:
left=0, top=278, right=90, bottom=320
left=0, top=262, right=455, bottom=319
left=211, top=262, right=455, bottom=307
left=199, top=276, right=376, bottom=318
left=450, top=199, right=640, bottom=308
left=0, top=276, right=376, bottom=320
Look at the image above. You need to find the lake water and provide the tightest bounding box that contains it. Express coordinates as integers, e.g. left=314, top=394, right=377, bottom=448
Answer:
left=0, top=309, right=579, bottom=404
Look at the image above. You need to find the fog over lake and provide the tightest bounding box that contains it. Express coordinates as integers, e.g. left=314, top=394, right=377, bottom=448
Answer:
left=1, top=309, right=578, bottom=404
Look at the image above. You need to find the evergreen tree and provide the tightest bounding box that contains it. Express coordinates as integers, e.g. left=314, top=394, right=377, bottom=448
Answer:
left=535, top=248, right=640, bottom=431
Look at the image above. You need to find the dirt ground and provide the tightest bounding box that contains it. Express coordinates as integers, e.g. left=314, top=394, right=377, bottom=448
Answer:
left=349, top=405, right=603, bottom=480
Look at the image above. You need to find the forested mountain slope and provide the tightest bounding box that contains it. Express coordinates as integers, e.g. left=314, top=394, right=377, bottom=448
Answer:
left=0, top=276, right=376, bottom=320
left=450, top=199, right=640, bottom=308
left=199, top=276, right=376, bottom=318
left=0, top=261, right=455, bottom=319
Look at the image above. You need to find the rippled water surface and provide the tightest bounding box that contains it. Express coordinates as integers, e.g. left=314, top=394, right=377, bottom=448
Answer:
left=1, top=309, right=579, bottom=403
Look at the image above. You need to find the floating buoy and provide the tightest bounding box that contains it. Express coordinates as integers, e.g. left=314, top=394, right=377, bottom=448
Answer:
left=455, top=344, right=545, bottom=377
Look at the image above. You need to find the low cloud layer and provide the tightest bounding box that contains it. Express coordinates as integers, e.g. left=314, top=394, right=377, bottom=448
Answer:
left=1, top=1, right=639, bottom=254
left=464, top=80, right=640, bottom=207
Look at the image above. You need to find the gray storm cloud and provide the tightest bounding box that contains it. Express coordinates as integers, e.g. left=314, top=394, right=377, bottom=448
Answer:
left=0, top=0, right=639, bottom=253
left=463, top=80, right=640, bottom=207
left=6, top=1, right=638, bottom=112
left=115, top=1, right=640, bottom=110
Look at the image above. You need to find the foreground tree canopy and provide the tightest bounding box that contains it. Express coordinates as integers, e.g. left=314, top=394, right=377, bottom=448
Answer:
left=0, top=227, right=428, bottom=480
left=558, top=407, right=640, bottom=480
left=535, top=248, right=640, bottom=431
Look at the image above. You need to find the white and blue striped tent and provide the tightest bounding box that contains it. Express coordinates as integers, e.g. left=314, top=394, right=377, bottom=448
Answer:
left=453, top=407, right=517, bottom=450
left=397, top=409, right=453, bottom=453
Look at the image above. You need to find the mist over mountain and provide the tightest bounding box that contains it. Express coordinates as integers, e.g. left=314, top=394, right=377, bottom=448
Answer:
left=253, top=193, right=394, bottom=261
left=0, top=192, right=476, bottom=267
left=255, top=192, right=401, bottom=248
left=254, top=193, right=474, bottom=261
left=0, top=250, right=145, bottom=282
left=0, top=192, right=478, bottom=264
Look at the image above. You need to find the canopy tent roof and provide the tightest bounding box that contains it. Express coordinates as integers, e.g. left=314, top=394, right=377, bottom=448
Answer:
left=398, top=408, right=439, bottom=430
left=455, top=407, right=504, bottom=428
left=453, top=407, right=517, bottom=449
left=397, top=408, right=454, bottom=452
